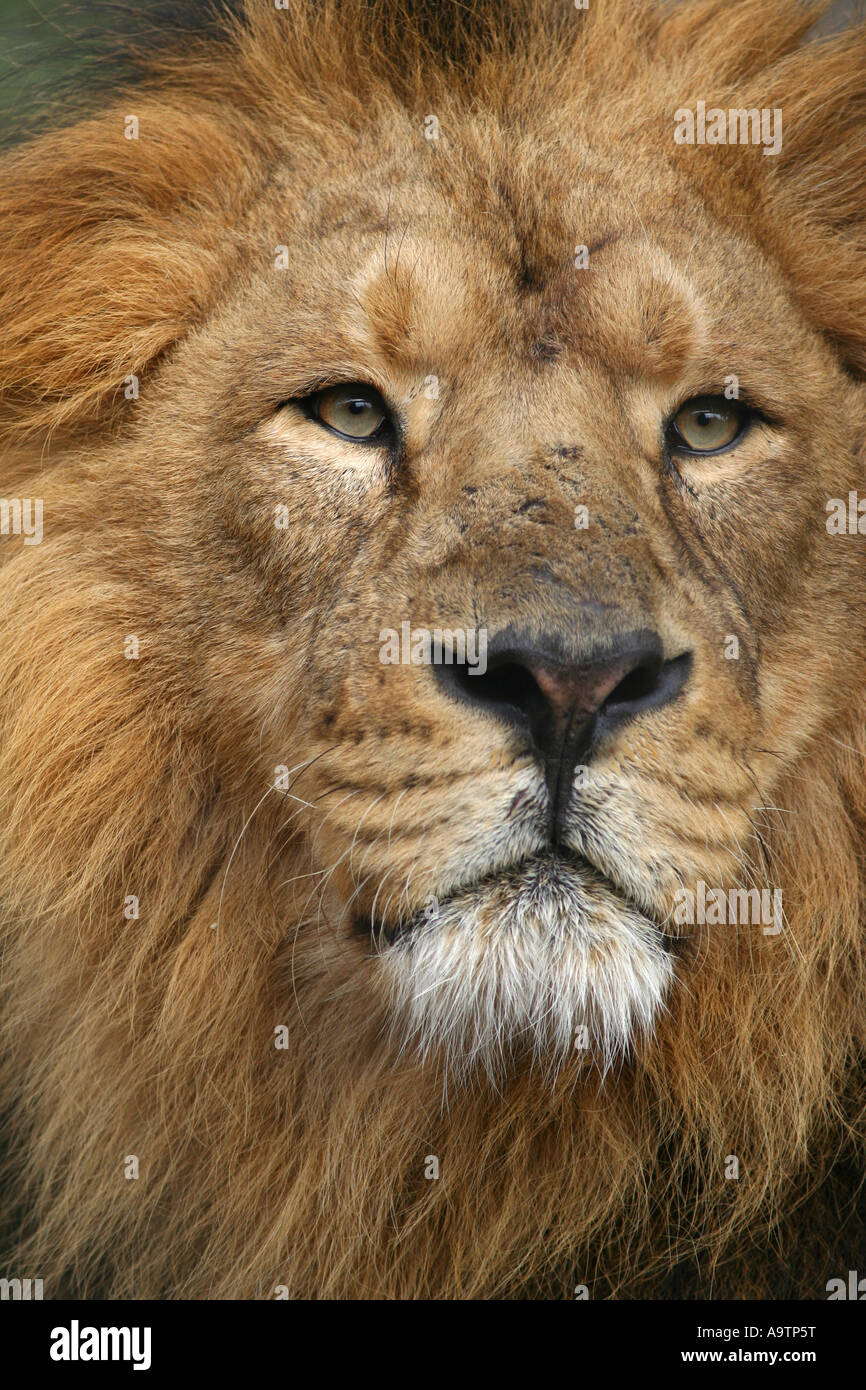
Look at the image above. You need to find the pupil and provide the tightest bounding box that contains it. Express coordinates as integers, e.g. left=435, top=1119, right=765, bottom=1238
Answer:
left=697, top=412, right=713, bottom=427
left=348, top=400, right=367, bottom=414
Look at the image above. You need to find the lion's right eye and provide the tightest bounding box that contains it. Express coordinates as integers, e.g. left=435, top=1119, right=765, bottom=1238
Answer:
left=666, top=395, right=749, bottom=455
left=308, top=383, right=390, bottom=441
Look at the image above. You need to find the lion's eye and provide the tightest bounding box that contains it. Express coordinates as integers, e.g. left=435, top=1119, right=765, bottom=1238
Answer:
left=667, top=395, right=748, bottom=454
left=312, top=383, right=389, bottom=441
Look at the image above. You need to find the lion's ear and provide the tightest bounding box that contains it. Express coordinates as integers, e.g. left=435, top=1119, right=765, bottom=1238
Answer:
left=0, top=99, right=260, bottom=442
left=724, top=21, right=866, bottom=377
left=759, top=31, right=866, bottom=377
left=656, top=0, right=866, bottom=377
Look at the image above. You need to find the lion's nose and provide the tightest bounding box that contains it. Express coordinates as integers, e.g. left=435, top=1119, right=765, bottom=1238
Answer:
left=434, top=630, right=691, bottom=841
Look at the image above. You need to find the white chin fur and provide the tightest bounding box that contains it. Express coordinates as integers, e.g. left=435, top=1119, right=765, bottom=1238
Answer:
left=379, top=856, right=673, bottom=1080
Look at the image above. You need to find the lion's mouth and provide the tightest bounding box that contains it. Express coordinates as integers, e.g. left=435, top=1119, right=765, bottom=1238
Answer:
left=356, top=845, right=673, bottom=947
left=369, top=844, right=677, bottom=1072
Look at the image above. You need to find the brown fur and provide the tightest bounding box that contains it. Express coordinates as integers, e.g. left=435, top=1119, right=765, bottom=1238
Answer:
left=1, top=0, right=865, bottom=1298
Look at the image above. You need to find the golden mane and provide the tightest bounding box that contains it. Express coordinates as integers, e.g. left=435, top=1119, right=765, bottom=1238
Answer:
left=1, top=0, right=865, bottom=1297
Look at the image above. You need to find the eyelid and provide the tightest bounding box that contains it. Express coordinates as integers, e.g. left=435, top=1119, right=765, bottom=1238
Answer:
left=277, top=374, right=390, bottom=409
left=673, top=386, right=781, bottom=428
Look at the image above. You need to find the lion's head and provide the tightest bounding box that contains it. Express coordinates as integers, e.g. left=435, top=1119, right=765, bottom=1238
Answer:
left=1, top=0, right=865, bottom=1298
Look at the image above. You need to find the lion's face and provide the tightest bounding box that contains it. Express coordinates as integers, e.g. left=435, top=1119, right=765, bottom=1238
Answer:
left=116, top=129, right=865, bottom=1079
left=4, top=0, right=866, bottom=1302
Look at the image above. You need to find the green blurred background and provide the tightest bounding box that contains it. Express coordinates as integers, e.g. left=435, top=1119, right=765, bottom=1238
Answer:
left=0, top=0, right=861, bottom=145
left=0, top=0, right=234, bottom=143
left=0, top=0, right=134, bottom=143
left=0, top=0, right=95, bottom=131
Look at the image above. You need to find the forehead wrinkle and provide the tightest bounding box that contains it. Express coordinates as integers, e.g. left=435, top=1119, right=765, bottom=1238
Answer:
left=342, top=237, right=437, bottom=382
left=586, top=228, right=631, bottom=258
left=488, top=224, right=641, bottom=363
left=357, top=231, right=514, bottom=383
left=360, top=265, right=418, bottom=366
left=572, top=241, right=708, bottom=383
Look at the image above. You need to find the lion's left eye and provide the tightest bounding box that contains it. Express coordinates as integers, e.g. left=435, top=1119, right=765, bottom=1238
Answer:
left=310, top=383, right=390, bottom=441
left=667, top=395, right=748, bottom=454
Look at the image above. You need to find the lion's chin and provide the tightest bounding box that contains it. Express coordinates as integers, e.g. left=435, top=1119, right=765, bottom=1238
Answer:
left=377, top=854, right=674, bottom=1079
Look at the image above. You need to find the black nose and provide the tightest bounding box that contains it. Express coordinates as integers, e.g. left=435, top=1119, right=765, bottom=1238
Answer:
left=434, top=629, right=691, bottom=842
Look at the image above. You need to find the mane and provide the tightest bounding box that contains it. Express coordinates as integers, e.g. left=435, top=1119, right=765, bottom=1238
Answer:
left=1, top=0, right=865, bottom=1297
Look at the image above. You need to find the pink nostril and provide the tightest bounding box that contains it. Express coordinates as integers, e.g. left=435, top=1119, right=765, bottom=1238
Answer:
left=530, top=662, right=631, bottom=730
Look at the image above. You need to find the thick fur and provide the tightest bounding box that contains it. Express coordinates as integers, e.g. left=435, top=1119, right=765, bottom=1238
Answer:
left=1, top=0, right=866, bottom=1298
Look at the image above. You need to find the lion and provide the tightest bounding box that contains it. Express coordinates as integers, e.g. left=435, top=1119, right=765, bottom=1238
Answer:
left=0, top=0, right=865, bottom=1300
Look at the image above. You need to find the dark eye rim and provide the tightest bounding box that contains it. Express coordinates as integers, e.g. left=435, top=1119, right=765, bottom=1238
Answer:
left=665, top=394, right=754, bottom=458
left=296, top=381, right=396, bottom=445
